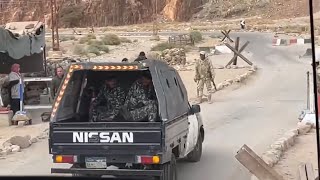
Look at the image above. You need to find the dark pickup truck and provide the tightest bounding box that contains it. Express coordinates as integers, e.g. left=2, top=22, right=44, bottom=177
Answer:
left=49, top=60, right=205, bottom=180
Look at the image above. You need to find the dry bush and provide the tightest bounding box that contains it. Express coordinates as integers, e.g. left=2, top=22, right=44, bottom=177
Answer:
left=102, top=34, right=121, bottom=45
left=73, top=45, right=87, bottom=56
left=120, top=37, right=132, bottom=43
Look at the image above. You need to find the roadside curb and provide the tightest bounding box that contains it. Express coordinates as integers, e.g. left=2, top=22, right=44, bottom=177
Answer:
left=0, top=127, right=49, bottom=158
left=250, top=122, right=313, bottom=180
left=215, top=65, right=257, bottom=91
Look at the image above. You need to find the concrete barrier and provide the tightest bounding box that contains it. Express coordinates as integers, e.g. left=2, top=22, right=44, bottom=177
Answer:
left=273, top=38, right=312, bottom=46
left=272, top=39, right=288, bottom=46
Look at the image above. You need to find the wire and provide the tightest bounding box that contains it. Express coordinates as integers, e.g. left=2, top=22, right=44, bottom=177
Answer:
left=308, top=0, right=320, bottom=178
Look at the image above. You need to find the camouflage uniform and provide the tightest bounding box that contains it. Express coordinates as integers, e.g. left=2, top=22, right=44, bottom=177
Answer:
left=91, top=85, right=125, bottom=122
left=194, top=55, right=215, bottom=103
left=124, top=80, right=158, bottom=122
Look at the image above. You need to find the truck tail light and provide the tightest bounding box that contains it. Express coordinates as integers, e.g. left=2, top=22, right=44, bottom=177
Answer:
left=54, top=155, right=77, bottom=164
left=136, top=155, right=160, bottom=164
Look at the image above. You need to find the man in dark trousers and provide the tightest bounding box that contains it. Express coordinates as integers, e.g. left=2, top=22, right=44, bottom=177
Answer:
left=134, top=51, right=147, bottom=62
left=8, top=63, right=23, bottom=115
left=51, top=67, right=64, bottom=101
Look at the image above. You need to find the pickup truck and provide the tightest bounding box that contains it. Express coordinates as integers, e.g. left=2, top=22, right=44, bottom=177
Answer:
left=49, top=60, right=205, bottom=180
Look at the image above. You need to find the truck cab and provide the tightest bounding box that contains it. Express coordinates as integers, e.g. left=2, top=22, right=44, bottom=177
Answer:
left=49, top=60, right=204, bottom=179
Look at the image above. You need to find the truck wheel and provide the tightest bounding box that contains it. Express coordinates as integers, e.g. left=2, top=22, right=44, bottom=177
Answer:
left=157, top=153, right=177, bottom=180
left=186, top=132, right=202, bottom=162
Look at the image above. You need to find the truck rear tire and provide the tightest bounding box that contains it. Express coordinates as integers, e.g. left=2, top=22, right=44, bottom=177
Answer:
left=186, top=132, right=202, bottom=162
left=157, top=153, right=177, bottom=180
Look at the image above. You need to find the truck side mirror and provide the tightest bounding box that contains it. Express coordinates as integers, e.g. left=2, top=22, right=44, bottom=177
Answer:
left=190, top=104, right=201, bottom=114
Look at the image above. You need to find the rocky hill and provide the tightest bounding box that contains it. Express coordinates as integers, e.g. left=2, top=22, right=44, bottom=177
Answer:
left=0, top=0, right=208, bottom=27
left=192, top=0, right=320, bottom=21
left=0, top=0, right=319, bottom=27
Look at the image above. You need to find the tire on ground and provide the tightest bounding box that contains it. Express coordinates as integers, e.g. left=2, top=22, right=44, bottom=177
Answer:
left=157, top=153, right=177, bottom=180
left=186, top=132, right=203, bottom=162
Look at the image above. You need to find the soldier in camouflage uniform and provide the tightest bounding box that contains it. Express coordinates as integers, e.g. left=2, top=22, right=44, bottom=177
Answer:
left=120, top=72, right=158, bottom=122
left=194, top=51, right=215, bottom=104
left=91, top=76, right=126, bottom=122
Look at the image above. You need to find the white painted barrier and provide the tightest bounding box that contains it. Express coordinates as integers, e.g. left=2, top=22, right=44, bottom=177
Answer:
left=215, top=45, right=232, bottom=54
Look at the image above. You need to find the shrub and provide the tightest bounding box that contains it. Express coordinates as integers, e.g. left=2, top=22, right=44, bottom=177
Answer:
left=79, top=37, right=88, bottom=44
left=99, top=45, right=109, bottom=53
left=87, top=45, right=101, bottom=56
left=102, top=28, right=108, bottom=32
left=79, top=34, right=96, bottom=44
left=87, top=40, right=104, bottom=46
left=87, top=40, right=109, bottom=53
left=73, top=45, right=87, bottom=56
left=190, top=31, right=203, bottom=43
left=60, top=36, right=69, bottom=42
left=120, top=37, right=132, bottom=43
left=69, top=35, right=76, bottom=40
left=102, top=34, right=121, bottom=45
left=60, top=35, right=76, bottom=42
left=86, top=34, right=96, bottom=40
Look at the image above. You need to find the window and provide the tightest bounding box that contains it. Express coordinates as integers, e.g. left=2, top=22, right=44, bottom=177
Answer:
left=174, top=77, right=178, bottom=86
left=166, top=79, right=170, bottom=88
left=175, top=77, right=185, bottom=100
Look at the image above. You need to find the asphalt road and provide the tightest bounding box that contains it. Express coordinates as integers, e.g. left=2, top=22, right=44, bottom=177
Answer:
left=0, top=32, right=312, bottom=180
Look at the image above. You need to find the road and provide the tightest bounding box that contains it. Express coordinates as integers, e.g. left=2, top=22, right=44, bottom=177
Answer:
left=0, top=32, right=312, bottom=180
left=45, top=31, right=224, bottom=39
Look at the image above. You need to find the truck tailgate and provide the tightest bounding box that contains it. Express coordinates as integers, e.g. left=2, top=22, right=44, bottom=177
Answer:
left=49, top=122, right=162, bottom=155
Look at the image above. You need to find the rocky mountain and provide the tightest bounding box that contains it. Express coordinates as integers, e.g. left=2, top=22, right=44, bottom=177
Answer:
left=0, top=0, right=209, bottom=27
left=193, top=0, right=320, bottom=21
left=0, top=0, right=319, bottom=27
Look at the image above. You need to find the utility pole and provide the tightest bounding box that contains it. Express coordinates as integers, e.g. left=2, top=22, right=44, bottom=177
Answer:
left=152, top=0, right=158, bottom=36
left=51, top=0, right=60, bottom=51
left=151, top=0, right=160, bottom=41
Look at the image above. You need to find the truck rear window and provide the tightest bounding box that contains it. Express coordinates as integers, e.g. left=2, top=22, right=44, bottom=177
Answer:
left=53, top=70, right=159, bottom=123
